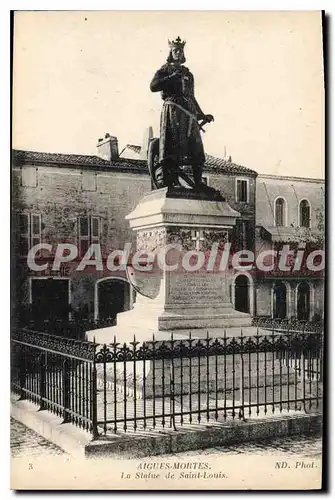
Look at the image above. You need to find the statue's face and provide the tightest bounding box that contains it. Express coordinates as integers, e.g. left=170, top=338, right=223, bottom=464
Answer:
left=171, top=46, right=184, bottom=63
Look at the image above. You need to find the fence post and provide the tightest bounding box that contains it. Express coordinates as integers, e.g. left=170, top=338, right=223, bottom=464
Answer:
left=62, top=359, right=71, bottom=423
left=239, top=329, right=245, bottom=420
left=18, top=345, right=26, bottom=401
left=301, top=325, right=307, bottom=412
left=170, top=332, right=177, bottom=431
left=91, top=358, right=99, bottom=439
left=320, top=332, right=323, bottom=382
left=38, top=352, right=47, bottom=410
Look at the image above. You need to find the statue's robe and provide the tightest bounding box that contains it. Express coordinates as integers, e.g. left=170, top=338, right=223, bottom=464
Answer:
left=150, top=63, right=205, bottom=168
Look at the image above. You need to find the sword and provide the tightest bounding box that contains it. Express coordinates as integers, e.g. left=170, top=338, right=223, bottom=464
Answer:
left=164, top=101, right=212, bottom=134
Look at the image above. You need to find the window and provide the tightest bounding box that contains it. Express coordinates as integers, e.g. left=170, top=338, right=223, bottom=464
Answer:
left=82, top=171, right=97, bottom=192
left=21, top=167, right=37, bottom=188
left=236, top=179, right=249, bottom=202
left=16, top=212, right=41, bottom=256
left=232, top=220, right=253, bottom=251
left=275, top=198, right=286, bottom=227
left=31, top=214, right=42, bottom=247
left=78, top=215, right=101, bottom=255
left=299, top=200, right=311, bottom=228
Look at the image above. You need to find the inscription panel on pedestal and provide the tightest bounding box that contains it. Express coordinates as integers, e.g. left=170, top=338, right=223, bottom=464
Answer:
left=169, top=273, right=227, bottom=305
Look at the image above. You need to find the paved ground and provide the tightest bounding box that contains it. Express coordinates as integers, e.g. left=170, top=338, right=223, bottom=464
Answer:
left=11, top=418, right=322, bottom=459
left=164, top=433, right=322, bottom=458
left=11, top=418, right=66, bottom=457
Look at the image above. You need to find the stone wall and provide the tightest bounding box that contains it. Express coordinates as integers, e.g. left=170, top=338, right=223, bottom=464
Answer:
left=256, top=175, right=324, bottom=230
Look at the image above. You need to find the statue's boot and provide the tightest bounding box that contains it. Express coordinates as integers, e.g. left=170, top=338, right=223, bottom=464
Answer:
left=192, top=164, right=204, bottom=189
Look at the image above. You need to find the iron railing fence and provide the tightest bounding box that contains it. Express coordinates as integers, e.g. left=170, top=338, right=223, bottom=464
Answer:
left=252, top=316, right=323, bottom=333
left=11, top=328, right=99, bottom=437
left=14, top=317, right=116, bottom=340
left=94, top=330, right=323, bottom=435
left=11, top=328, right=323, bottom=439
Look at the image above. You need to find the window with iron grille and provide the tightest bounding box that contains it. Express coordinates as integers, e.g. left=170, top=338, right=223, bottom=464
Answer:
left=299, top=199, right=311, bottom=228
left=275, top=198, right=286, bottom=227
left=78, top=215, right=101, bottom=255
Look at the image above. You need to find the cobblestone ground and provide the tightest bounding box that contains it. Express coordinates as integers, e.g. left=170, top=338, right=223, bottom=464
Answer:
left=11, top=418, right=321, bottom=459
left=11, top=418, right=67, bottom=457
left=163, top=434, right=322, bottom=459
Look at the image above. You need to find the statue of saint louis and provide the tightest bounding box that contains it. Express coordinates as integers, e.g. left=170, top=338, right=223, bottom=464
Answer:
left=150, top=37, right=214, bottom=189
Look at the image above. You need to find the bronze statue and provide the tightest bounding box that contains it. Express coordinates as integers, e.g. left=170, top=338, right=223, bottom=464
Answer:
left=149, top=37, right=214, bottom=190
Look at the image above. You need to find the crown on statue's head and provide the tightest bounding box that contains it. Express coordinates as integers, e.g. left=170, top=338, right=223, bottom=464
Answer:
left=168, top=36, right=186, bottom=49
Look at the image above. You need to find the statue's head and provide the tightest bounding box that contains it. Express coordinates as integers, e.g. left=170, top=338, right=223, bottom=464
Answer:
left=167, top=36, right=186, bottom=64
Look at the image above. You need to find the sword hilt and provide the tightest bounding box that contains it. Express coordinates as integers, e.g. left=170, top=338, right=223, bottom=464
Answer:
left=198, top=117, right=212, bottom=132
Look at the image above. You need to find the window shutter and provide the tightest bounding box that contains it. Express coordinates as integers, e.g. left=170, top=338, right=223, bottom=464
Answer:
left=236, top=180, right=248, bottom=202
left=19, top=213, right=29, bottom=235
left=31, top=214, right=41, bottom=247
left=78, top=216, right=90, bottom=255
left=242, top=181, right=247, bottom=202
left=91, top=216, right=100, bottom=241
left=236, top=180, right=241, bottom=201
left=18, top=213, right=30, bottom=256
left=79, top=216, right=89, bottom=237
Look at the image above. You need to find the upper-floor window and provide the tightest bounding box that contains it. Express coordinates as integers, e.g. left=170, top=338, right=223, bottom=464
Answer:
left=78, top=215, right=101, bottom=255
left=299, top=199, right=311, bottom=228
left=235, top=179, right=249, bottom=203
left=274, top=198, right=286, bottom=227
left=17, top=212, right=41, bottom=256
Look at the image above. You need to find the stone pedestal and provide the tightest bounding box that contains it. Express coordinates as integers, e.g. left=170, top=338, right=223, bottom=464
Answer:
left=145, top=354, right=296, bottom=398
left=87, top=187, right=252, bottom=344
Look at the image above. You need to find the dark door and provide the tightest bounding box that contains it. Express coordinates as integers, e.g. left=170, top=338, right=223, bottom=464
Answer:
left=297, top=283, right=310, bottom=320
left=98, top=279, right=129, bottom=322
left=274, top=282, right=287, bottom=319
left=31, top=279, right=70, bottom=323
left=234, top=275, right=249, bottom=313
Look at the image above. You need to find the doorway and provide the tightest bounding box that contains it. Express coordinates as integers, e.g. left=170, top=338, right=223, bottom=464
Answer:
left=297, top=282, right=310, bottom=320
left=234, top=275, right=249, bottom=313
left=274, top=282, right=287, bottom=319
left=31, top=278, right=70, bottom=323
left=97, top=278, right=130, bottom=322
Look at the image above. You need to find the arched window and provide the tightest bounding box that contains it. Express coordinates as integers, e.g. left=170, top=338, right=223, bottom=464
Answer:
left=275, top=198, right=286, bottom=227
left=299, top=199, right=311, bottom=228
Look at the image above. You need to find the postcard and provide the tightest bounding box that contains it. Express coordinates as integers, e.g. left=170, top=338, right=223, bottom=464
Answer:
left=11, top=10, right=324, bottom=490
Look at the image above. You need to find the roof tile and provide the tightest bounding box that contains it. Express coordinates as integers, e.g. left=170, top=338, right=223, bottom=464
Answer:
left=13, top=147, right=257, bottom=176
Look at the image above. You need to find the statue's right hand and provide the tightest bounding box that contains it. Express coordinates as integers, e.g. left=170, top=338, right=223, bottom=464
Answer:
left=169, top=69, right=183, bottom=80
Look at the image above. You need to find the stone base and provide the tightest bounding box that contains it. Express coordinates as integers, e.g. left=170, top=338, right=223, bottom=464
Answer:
left=86, top=311, right=252, bottom=344
left=87, top=186, right=253, bottom=343
left=87, top=280, right=252, bottom=344
left=145, top=354, right=297, bottom=398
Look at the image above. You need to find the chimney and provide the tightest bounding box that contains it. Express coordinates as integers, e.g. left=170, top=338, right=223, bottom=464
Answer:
left=97, top=133, right=119, bottom=161
left=140, top=126, right=153, bottom=160
left=223, top=145, right=232, bottom=163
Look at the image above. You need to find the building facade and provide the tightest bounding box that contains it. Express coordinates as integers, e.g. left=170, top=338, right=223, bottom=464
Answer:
left=12, top=135, right=258, bottom=332
left=12, top=135, right=324, bottom=334
left=254, top=174, right=324, bottom=322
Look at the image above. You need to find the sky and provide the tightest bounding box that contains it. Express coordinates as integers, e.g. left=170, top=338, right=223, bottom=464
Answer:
left=12, top=10, right=324, bottom=178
